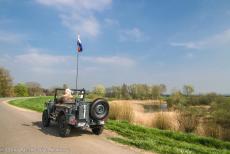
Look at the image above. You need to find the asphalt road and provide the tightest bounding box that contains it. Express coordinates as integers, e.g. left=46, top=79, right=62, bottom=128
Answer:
left=0, top=98, right=145, bottom=154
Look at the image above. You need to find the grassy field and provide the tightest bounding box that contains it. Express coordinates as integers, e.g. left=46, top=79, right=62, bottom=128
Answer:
left=9, top=97, right=52, bottom=112
left=8, top=97, right=230, bottom=154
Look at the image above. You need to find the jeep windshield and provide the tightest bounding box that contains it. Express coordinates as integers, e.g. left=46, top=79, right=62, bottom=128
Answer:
left=55, top=88, right=86, bottom=102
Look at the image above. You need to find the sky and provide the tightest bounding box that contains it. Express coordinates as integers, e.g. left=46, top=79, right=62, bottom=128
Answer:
left=0, top=0, right=230, bottom=94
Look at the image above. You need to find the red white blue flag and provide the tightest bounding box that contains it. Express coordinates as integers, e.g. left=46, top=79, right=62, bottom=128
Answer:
left=77, top=35, right=83, bottom=52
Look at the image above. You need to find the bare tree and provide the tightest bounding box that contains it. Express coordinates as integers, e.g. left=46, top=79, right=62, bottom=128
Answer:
left=93, top=84, right=106, bottom=97
left=0, top=67, right=14, bottom=97
left=25, top=82, right=44, bottom=96
left=183, top=85, right=194, bottom=96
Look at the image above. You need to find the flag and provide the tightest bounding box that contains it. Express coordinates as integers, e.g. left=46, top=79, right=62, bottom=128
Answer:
left=77, top=35, right=83, bottom=52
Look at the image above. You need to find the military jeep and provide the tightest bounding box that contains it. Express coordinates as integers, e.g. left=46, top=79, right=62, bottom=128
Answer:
left=42, top=88, right=109, bottom=137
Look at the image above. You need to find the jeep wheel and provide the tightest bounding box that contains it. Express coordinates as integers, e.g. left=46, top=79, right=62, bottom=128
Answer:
left=58, top=115, right=71, bottom=137
left=91, top=125, right=104, bottom=135
left=90, top=98, right=109, bottom=120
left=42, top=110, right=50, bottom=127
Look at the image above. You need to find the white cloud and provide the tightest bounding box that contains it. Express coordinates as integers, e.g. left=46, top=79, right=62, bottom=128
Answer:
left=81, top=56, right=135, bottom=67
left=60, top=14, right=100, bottom=37
left=104, top=18, right=119, bottom=27
left=0, top=48, right=136, bottom=88
left=119, top=27, right=144, bottom=42
left=170, top=29, right=230, bottom=49
left=170, top=42, right=200, bottom=49
left=15, top=51, right=73, bottom=67
left=36, top=0, right=111, bottom=11
left=0, top=31, right=25, bottom=44
left=36, top=0, right=112, bottom=37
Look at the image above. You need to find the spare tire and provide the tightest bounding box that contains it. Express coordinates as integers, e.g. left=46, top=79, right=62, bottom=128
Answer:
left=90, top=98, right=109, bottom=120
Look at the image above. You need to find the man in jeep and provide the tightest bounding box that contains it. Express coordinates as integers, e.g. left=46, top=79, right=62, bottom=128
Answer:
left=59, top=88, right=74, bottom=104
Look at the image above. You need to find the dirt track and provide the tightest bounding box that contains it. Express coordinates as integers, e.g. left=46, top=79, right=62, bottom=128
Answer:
left=0, top=98, right=145, bottom=154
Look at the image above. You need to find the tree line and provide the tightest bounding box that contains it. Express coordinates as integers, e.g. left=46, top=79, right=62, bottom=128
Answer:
left=0, top=67, right=67, bottom=97
left=88, top=84, right=167, bottom=100
left=104, top=84, right=167, bottom=100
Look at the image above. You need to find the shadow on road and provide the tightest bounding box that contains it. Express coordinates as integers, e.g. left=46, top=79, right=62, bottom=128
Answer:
left=22, top=121, right=93, bottom=137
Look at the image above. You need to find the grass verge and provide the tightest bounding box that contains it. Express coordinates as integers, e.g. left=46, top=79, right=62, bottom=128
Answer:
left=105, top=120, right=230, bottom=154
left=9, top=97, right=52, bottom=112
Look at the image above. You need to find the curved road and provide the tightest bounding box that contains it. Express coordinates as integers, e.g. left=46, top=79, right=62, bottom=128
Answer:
left=0, top=98, right=145, bottom=154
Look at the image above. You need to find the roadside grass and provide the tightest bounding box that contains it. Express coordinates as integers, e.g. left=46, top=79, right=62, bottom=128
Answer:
left=9, top=97, right=52, bottom=112
left=8, top=97, right=230, bottom=154
left=105, top=120, right=230, bottom=154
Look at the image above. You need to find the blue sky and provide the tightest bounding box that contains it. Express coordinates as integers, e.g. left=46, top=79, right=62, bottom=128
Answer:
left=0, top=0, right=230, bottom=94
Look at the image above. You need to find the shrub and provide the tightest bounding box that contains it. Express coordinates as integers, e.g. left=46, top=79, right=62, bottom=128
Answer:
left=220, top=128, right=230, bottom=141
left=153, top=112, right=172, bottom=130
left=14, top=83, right=29, bottom=97
left=167, top=91, right=187, bottom=108
left=177, top=109, right=200, bottom=133
left=188, top=93, right=225, bottom=105
left=109, top=101, right=134, bottom=122
left=202, top=121, right=221, bottom=138
left=211, top=98, right=230, bottom=129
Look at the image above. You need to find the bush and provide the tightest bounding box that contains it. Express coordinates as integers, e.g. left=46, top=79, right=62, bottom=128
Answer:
left=14, top=83, right=29, bottom=97
left=167, top=91, right=187, bottom=108
left=220, top=128, right=230, bottom=141
left=109, top=101, right=134, bottom=122
left=189, top=95, right=210, bottom=105
left=153, top=112, right=172, bottom=130
left=210, top=97, right=230, bottom=141
left=202, top=121, right=221, bottom=138
left=211, top=98, right=230, bottom=129
left=86, top=93, right=99, bottom=100
left=177, top=109, right=200, bottom=133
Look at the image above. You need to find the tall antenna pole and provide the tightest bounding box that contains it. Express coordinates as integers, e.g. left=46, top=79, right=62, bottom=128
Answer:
left=76, top=51, right=79, bottom=90
left=76, top=34, right=82, bottom=90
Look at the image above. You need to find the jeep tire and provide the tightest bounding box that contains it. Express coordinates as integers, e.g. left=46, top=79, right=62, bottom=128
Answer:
left=58, top=114, right=71, bottom=137
left=42, top=110, right=50, bottom=127
left=90, top=98, right=109, bottom=120
left=91, top=125, right=104, bottom=135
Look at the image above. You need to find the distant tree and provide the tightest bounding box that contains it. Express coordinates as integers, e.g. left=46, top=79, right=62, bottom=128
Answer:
left=105, top=84, right=167, bottom=100
left=121, top=84, right=130, bottom=99
left=151, top=85, right=161, bottom=99
left=105, top=87, right=113, bottom=98
left=113, top=86, right=122, bottom=99
left=150, top=86, right=158, bottom=99
left=183, top=85, right=194, bottom=96
left=62, top=84, right=68, bottom=89
left=44, top=86, right=61, bottom=96
left=149, top=84, right=166, bottom=100
left=26, top=82, right=44, bottom=96
left=159, top=84, right=167, bottom=95
left=0, top=67, right=14, bottom=97
left=129, top=84, right=138, bottom=99
left=167, top=91, right=187, bottom=108
left=93, top=84, right=106, bottom=97
left=136, top=84, right=149, bottom=99
left=14, top=83, right=29, bottom=97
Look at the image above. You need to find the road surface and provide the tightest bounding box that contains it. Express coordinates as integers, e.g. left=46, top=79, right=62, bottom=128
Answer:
left=0, top=98, right=147, bottom=154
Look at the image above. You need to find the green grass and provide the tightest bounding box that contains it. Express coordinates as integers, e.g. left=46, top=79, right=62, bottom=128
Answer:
left=9, top=97, right=230, bottom=154
left=9, top=96, right=52, bottom=112
left=9, top=96, right=94, bottom=112
left=105, top=120, right=230, bottom=154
